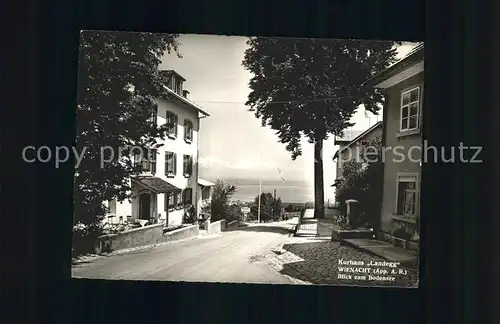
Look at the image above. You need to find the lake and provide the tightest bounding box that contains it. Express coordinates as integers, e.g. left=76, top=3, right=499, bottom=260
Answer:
left=226, top=180, right=314, bottom=203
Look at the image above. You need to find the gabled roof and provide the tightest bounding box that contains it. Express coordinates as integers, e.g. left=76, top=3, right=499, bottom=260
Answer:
left=161, top=85, right=210, bottom=117
left=363, top=43, right=424, bottom=88
left=160, top=70, right=186, bottom=82
left=159, top=69, right=210, bottom=117
left=333, top=121, right=383, bottom=160
left=334, top=130, right=365, bottom=145
left=198, top=178, right=215, bottom=187
left=131, top=176, right=182, bottom=194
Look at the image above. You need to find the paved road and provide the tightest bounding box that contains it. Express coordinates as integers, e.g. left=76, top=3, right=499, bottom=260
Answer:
left=72, top=222, right=296, bottom=284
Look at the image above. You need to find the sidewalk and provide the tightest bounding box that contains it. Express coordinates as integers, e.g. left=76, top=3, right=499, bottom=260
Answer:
left=295, top=208, right=337, bottom=237
left=341, top=238, right=418, bottom=267
left=265, top=234, right=419, bottom=287
left=265, top=208, right=419, bottom=286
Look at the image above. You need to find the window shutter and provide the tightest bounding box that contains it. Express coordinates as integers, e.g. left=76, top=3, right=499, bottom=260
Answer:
left=184, top=120, right=193, bottom=141
left=173, top=153, right=177, bottom=174
left=396, top=182, right=406, bottom=214
left=164, top=193, right=168, bottom=211
left=141, top=151, right=149, bottom=171
left=151, top=149, right=156, bottom=174
left=165, top=152, right=171, bottom=175
left=174, top=115, right=178, bottom=136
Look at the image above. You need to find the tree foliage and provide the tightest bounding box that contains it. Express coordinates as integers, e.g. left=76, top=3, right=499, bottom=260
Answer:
left=249, top=192, right=282, bottom=222
left=335, top=136, right=384, bottom=229
left=74, top=31, right=181, bottom=228
left=242, top=37, right=399, bottom=218
left=226, top=201, right=245, bottom=222
left=202, top=180, right=237, bottom=222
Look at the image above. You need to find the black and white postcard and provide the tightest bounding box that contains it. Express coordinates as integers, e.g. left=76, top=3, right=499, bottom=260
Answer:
left=70, top=31, right=422, bottom=288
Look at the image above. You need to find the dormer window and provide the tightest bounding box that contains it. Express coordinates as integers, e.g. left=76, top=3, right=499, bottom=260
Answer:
left=166, top=111, right=178, bottom=138
left=173, top=79, right=183, bottom=95
left=166, top=75, right=174, bottom=89
left=184, top=119, right=193, bottom=143
left=162, top=70, right=186, bottom=95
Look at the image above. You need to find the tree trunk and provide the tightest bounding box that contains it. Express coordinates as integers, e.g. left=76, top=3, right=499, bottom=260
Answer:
left=313, top=140, right=325, bottom=219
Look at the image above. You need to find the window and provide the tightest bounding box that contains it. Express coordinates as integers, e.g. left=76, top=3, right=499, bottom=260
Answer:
left=183, top=155, right=193, bottom=176
left=166, top=75, right=174, bottom=89
left=396, top=175, right=418, bottom=217
left=164, top=192, right=179, bottom=211
left=400, top=87, right=420, bottom=131
left=149, top=149, right=157, bottom=174
left=166, top=111, right=178, bottom=138
left=107, top=199, right=117, bottom=214
left=182, top=188, right=193, bottom=204
left=148, top=106, right=158, bottom=125
left=201, top=187, right=211, bottom=200
left=134, top=149, right=156, bottom=173
left=184, top=119, right=194, bottom=143
left=165, top=152, right=177, bottom=176
left=174, top=80, right=183, bottom=95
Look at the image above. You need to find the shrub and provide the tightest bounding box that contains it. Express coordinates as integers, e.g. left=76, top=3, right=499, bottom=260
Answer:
left=334, top=136, right=383, bottom=230
left=332, top=213, right=349, bottom=229
left=203, top=180, right=237, bottom=222
left=72, top=222, right=103, bottom=257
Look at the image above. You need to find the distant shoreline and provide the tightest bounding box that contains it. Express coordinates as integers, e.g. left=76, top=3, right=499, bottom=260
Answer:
left=228, top=179, right=314, bottom=204
left=202, top=178, right=313, bottom=187
left=200, top=177, right=336, bottom=204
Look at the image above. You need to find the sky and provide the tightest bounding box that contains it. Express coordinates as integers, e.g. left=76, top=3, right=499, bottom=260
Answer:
left=159, top=35, right=419, bottom=201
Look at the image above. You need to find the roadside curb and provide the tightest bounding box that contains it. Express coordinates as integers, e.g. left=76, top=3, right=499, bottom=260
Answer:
left=72, top=235, right=203, bottom=265
left=265, top=253, right=312, bottom=285
left=264, top=242, right=313, bottom=285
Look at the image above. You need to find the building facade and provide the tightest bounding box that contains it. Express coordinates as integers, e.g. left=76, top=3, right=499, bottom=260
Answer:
left=105, top=70, right=210, bottom=226
left=332, top=122, right=383, bottom=185
left=367, top=43, right=424, bottom=245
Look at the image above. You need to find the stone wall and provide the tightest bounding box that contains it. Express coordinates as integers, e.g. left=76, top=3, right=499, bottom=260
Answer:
left=163, top=225, right=199, bottom=242
left=226, top=220, right=239, bottom=231
left=376, top=232, right=419, bottom=252
left=96, top=224, right=199, bottom=253
left=207, top=219, right=226, bottom=235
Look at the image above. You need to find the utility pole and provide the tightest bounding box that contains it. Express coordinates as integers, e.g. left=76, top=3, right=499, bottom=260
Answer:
left=273, top=189, right=277, bottom=220
left=257, top=152, right=263, bottom=224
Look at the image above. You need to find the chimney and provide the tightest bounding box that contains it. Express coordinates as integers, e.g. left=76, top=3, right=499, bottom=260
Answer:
left=183, top=90, right=190, bottom=98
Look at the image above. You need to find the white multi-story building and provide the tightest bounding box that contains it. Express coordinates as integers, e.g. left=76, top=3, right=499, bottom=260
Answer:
left=105, top=70, right=213, bottom=226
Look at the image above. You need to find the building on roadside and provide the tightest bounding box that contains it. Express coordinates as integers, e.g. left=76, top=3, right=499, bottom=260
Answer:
left=364, top=43, right=423, bottom=249
left=104, top=70, right=210, bottom=227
